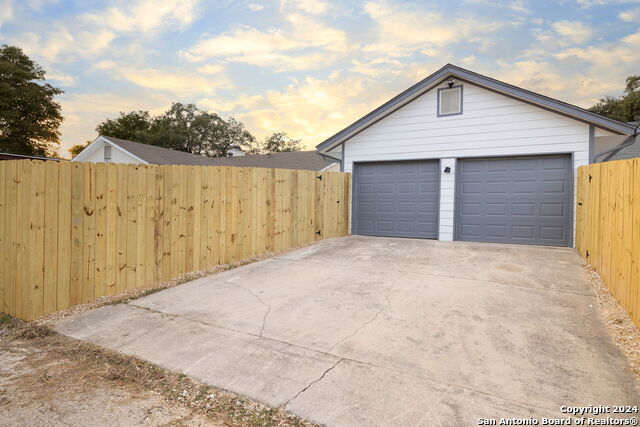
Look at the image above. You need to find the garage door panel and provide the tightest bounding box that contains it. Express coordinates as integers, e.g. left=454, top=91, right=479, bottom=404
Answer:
left=456, top=155, right=572, bottom=247
left=354, top=160, right=439, bottom=239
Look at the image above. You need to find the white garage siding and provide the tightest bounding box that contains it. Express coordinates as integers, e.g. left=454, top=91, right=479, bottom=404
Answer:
left=343, top=81, right=592, bottom=245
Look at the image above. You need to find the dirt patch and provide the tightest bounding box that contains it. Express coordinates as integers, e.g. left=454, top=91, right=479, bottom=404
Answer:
left=0, top=322, right=315, bottom=427
left=584, top=264, right=640, bottom=382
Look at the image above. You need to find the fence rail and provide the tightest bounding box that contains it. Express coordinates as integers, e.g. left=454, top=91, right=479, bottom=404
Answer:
left=576, top=158, right=639, bottom=326
left=0, top=160, right=351, bottom=320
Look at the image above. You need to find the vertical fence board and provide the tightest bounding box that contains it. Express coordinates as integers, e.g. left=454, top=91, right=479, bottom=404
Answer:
left=153, top=167, right=164, bottom=284
left=56, top=163, right=71, bottom=310
left=43, top=162, right=59, bottom=314
left=126, top=166, right=138, bottom=289
left=211, top=167, right=221, bottom=266
left=135, top=166, right=147, bottom=287
left=30, top=161, right=46, bottom=319
left=0, top=162, right=5, bottom=314
left=105, top=164, right=118, bottom=295
left=632, top=159, right=640, bottom=324
left=81, top=163, right=95, bottom=304
left=161, top=165, right=172, bottom=282
left=69, top=163, right=83, bottom=307
left=94, top=163, right=107, bottom=300
left=116, top=164, right=128, bottom=294
left=145, top=166, right=156, bottom=285
left=17, top=162, right=32, bottom=319
left=3, top=163, right=15, bottom=315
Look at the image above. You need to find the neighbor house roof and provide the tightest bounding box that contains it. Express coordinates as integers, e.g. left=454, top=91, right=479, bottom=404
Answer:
left=101, top=136, right=226, bottom=166
left=73, top=136, right=337, bottom=170
left=203, top=150, right=338, bottom=171
left=609, top=136, right=640, bottom=161
left=316, top=63, right=638, bottom=153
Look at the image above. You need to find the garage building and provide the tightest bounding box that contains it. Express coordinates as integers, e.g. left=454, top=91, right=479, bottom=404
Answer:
left=316, top=64, right=638, bottom=247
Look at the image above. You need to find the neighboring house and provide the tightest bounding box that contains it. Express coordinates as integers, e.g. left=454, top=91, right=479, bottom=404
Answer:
left=316, top=64, right=638, bottom=247
left=73, top=135, right=339, bottom=171
left=72, top=136, right=227, bottom=166
left=228, top=148, right=245, bottom=157
left=204, top=150, right=339, bottom=171
left=0, top=152, right=66, bottom=161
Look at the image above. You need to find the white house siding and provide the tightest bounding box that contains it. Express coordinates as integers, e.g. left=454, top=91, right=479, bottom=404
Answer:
left=80, top=141, right=144, bottom=164
left=343, top=81, right=592, bottom=245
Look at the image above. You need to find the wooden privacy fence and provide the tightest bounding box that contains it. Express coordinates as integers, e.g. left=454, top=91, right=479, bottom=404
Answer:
left=0, top=160, right=351, bottom=321
left=576, top=158, right=639, bottom=326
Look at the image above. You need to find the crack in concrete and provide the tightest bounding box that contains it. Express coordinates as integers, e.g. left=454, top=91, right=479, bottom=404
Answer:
left=282, top=358, right=344, bottom=410
left=328, top=293, right=392, bottom=353
left=224, top=281, right=271, bottom=337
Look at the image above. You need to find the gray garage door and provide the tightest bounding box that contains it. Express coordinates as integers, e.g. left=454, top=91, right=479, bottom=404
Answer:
left=456, top=155, right=573, bottom=247
left=353, top=160, right=439, bottom=238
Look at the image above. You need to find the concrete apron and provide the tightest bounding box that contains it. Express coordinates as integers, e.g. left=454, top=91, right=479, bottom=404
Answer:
left=56, top=236, right=640, bottom=426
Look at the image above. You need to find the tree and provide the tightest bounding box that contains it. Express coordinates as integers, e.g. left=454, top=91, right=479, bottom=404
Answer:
left=68, top=142, right=90, bottom=158
left=0, top=44, right=63, bottom=156
left=95, top=103, right=259, bottom=157
left=589, top=75, right=640, bottom=123
left=263, top=131, right=303, bottom=152
left=95, top=110, right=151, bottom=142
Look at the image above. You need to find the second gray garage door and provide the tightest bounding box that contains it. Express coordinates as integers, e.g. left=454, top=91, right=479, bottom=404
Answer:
left=456, top=155, right=573, bottom=247
left=353, top=160, right=439, bottom=239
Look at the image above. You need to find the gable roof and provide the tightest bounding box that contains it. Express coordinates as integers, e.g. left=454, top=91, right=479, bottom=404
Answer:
left=73, top=136, right=337, bottom=170
left=201, top=150, right=337, bottom=171
left=103, top=136, right=227, bottom=166
left=316, top=63, right=638, bottom=153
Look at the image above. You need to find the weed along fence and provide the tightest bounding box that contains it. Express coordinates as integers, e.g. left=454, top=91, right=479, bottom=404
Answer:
left=0, top=160, right=351, bottom=321
left=576, top=158, right=639, bottom=326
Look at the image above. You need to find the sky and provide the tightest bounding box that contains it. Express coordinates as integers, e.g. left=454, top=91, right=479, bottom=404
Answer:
left=1, top=0, right=640, bottom=157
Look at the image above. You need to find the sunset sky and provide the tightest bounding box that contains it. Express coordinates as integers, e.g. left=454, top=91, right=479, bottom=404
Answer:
left=1, top=0, right=639, bottom=157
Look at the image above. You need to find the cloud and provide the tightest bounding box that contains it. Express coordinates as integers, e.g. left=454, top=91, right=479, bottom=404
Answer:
left=620, top=7, right=640, bottom=22
left=83, top=0, right=201, bottom=35
left=362, top=0, right=507, bottom=58
left=10, top=0, right=201, bottom=63
left=551, top=20, right=592, bottom=44
left=296, top=0, right=329, bottom=15
left=577, top=0, right=640, bottom=6
left=463, top=0, right=530, bottom=14
left=197, top=94, right=264, bottom=113
left=46, top=70, right=77, bottom=86
left=13, top=26, right=116, bottom=62
left=0, top=0, right=13, bottom=28
left=233, top=73, right=400, bottom=146
left=59, top=92, right=172, bottom=155
left=94, top=61, right=232, bottom=94
left=182, top=13, right=349, bottom=70
left=247, top=3, right=264, bottom=11
left=196, top=64, right=225, bottom=75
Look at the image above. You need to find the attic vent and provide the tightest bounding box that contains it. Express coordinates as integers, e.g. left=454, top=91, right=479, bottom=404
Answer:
left=104, top=144, right=112, bottom=162
left=438, top=85, right=463, bottom=117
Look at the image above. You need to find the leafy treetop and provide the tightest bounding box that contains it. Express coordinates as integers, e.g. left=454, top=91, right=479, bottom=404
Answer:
left=0, top=44, right=63, bottom=157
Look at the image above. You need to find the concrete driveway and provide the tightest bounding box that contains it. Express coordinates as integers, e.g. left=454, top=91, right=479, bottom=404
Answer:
left=57, top=236, right=639, bottom=426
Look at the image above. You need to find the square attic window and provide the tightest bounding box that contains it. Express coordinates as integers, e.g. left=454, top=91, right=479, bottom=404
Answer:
left=438, top=85, right=463, bottom=117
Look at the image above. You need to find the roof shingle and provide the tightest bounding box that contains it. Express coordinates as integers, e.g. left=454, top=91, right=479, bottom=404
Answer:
left=103, top=136, right=337, bottom=171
